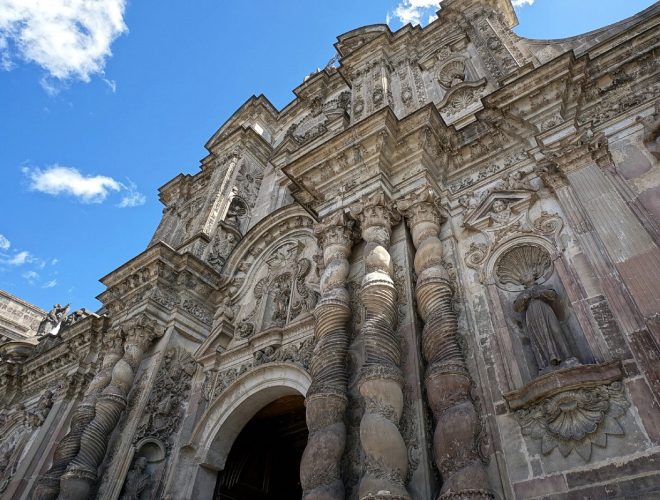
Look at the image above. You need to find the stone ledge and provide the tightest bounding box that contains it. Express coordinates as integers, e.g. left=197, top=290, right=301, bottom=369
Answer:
left=503, top=360, right=624, bottom=410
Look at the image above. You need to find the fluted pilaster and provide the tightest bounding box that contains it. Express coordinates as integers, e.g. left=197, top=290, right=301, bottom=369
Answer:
left=398, top=187, right=493, bottom=500
left=58, top=315, right=161, bottom=500
left=351, top=193, right=410, bottom=500
left=300, top=211, right=355, bottom=500
left=33, top=330, right=125, bottom=500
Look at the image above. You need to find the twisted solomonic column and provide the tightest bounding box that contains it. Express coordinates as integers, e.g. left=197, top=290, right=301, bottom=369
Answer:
left=33, top=331, right=125, bottom=500
left=300, top=211, right=355, bottom=500
left=397, top=187, right=493, bottom=500
left=58, top=315, right=161, bottom=500
left=351, top=193, right=410, bottom=500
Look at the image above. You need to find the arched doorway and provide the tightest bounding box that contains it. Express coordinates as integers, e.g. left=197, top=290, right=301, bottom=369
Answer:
left=177, top=363, right=311, bottom=500
left=213, top=394, right=307, bottom=499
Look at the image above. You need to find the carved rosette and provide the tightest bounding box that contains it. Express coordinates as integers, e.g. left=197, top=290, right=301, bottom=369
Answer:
left=59, top=315, right=162, bottom=500
left=300, top=212, right=354, bottom=500
left=397, top=187, right=493, bottom=500
left=516, top=382, right=629, bottom=461
left=34, top=329, right=125, bottom=500
left=351, top=193, right=410, bottom=500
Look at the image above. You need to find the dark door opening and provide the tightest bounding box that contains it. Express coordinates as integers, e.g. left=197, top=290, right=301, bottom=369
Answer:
left=213, top=394, right=308, bottom=500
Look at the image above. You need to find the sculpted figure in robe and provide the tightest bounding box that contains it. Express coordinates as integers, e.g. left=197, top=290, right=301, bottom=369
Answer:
left=513, top=270, right=578, bottom=374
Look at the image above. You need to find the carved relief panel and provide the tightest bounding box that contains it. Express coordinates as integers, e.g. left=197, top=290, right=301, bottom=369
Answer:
left=235, top=236, right=319, bottom=340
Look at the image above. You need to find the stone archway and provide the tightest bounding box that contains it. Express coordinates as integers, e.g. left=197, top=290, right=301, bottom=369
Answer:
left=179, top=363, right=311, bottom=499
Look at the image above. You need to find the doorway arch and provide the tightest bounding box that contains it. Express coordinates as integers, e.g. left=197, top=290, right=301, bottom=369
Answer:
left=183, top=363, right=311, bottom=499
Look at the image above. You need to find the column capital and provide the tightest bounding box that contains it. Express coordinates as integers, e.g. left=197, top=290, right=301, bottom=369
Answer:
left=313, top=211, right=355, bottom=250
left=120, top=313, right=162, bottom=353
left=541, top=129, right=611, bottom=175
left=349, top=191, right=400, bottom=235
left=534, top=162, right=569, bottom=192
left=396, top=185, right=445, bottom=230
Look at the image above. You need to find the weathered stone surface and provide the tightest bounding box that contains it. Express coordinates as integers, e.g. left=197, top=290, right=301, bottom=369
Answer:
left=1, top=2, right=659, bottom=499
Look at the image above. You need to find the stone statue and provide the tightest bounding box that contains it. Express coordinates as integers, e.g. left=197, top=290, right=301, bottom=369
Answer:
left=37, top=304, right=70, bottom=336
left=120, top=456, right=150, bottom=500
left=513, top=271, right=577, bottom=374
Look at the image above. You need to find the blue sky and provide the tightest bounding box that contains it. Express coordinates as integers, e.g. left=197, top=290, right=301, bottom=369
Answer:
left=0, top=0, right=655, bottom=312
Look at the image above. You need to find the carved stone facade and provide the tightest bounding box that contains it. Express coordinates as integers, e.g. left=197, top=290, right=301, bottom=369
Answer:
left=2, top=1, right=660, bottom=499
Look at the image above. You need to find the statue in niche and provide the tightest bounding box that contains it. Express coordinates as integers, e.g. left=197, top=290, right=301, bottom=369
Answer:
left=120, top=456, right=150, bottom=500
left=225, top=197, right=249, bottom=234
left=496, top=244, right=579, bottom=375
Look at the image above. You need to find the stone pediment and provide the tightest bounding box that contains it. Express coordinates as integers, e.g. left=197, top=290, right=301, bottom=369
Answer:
left=462, top=189, right=537, bottom=231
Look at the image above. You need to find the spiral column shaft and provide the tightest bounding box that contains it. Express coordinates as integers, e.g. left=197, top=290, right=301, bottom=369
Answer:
left=352, top=194, right=410, bottom=500
left=58, top=316, right=160, bottom=500
left=398, top=188, right=493, bottom=500
left=300, top=213, right=354, bottom=500
left=33, top=333, right=124, bottom=500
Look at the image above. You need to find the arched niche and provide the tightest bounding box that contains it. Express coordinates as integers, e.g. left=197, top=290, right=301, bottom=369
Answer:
left=483, top=236, right=597, bottom=388
left=179, top=362, right=311, bottom=499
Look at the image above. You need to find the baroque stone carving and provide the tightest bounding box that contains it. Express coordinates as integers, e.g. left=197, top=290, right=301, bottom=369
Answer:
left=516, top=381, right=629, bottom=461
left=134, top=347, right=196, bottom=449
left=349, top=192, right=411, bottom=500
left=300, top=211, right=354, bottom=500
left=59, top=314, right=162, bottom=500
left=397, top=186, right=493, bottom=499
left=37, top=304, right=70, bottom=336
left=119, top=456, right=150, bottom=500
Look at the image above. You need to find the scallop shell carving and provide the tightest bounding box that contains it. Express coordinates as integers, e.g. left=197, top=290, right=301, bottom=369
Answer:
left=438, top=59, right=466, bottom=88
left=495, top=244, right=552, bottom=288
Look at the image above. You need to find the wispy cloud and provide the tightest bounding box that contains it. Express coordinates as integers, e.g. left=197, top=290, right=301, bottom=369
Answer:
left=3, top=250, right=32, bottom=266
left=22, top=270, right=39, bottom=284
left=22, top=165, right=145, bottom=207
left=117, top=180, right=146, bottom=208
left=42, top=279, right=57, bottom=288
left=387, top=0, right=534, bottom=27
left=0, top=0, right=128, bottom=92
left=0, top=234, right=10, bottom=250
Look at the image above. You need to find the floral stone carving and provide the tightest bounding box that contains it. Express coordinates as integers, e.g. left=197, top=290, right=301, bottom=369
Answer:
left=505, top=361, right=630, bottom=461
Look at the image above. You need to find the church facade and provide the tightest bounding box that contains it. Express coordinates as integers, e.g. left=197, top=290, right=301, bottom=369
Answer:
left=1, top=0, right=660, bottom=498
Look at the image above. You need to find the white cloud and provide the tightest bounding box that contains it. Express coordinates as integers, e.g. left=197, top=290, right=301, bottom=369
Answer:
left=42, top=279, right=57, bottom=288
left=0, top=234, right=10, bottom=250
left=392, top=0, right=441, bottom=26
left=22, top=270, right=39, bottom=283
left=0, top=0, right=128, bottom=90
left=388, top=0, right=534, bottom=27
left=24, top=165, right=121, bottom=203
left=4, top=250, right=31, bottom=265
left=117, top=180, right=146, bottom=208
left=23, top=164, right=146, bottom=207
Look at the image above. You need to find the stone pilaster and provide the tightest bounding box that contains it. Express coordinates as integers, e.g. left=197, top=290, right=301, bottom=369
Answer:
left=33, top=330, right=125, bottom=500
left=397, top=187, right=493, bottom=500
left=542, top=131, right=660, bottom=399
left=350, top=193, right=410, bottom=500
left=300, top=211, right=354, bottom=500
left=58, top=315, right=161, bottom=500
